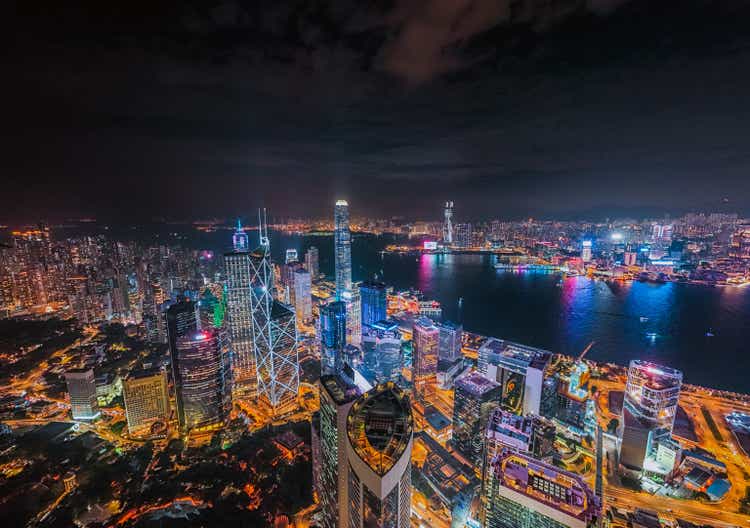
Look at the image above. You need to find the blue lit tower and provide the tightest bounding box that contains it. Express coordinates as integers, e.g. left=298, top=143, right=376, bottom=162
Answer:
left=225, top=219, right=256, bottom=398
left=250, top=210, right=300, bottom=415
left=320, top=301, right=347, bottom=375
left=359, top=280, right=387, bottom=328
left=334, top=200, right=352, bottom=300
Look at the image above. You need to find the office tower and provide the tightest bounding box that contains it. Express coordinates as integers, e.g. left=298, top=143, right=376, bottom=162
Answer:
left=619, top=360, right=682, bottom=472
left=443, top=201, right=454, bottom=244
left=478, top=338, right=551, bottom=416
left=320, top=301, right=347, bottom=375
left=166, top=299, right=200, bottom=361
left=581, top=240, right=593, bottom=263
left=250, top=218, right=300, bottom=415
left=334, top=200, right=352, bottom=299
left=482, top=450, right=600, bottom=528
left=285, top=248, right=298, bottom=264
left=123, top=369, right=170, bottom=437
left=452, top=372, right=502, bottom=467
left=346, top=382, right=413, bottom=528
left=375, top=336, right=403, bottom=384
left=65, top=368, right=100, bottom=420
left=623, top=251, right=638, bottom=266
left=483, top=409, right=557, bottom=477
left=454, top=223, right=473, bottom=248
left=232, top=218, right=249, bottom=251
left=359, top=280, right=387, bottom=328
left=413, top=316, right=439, bottom=402
left=342, top=286, right=362, bottom=346
left=438, top=320, right=463, bottom=361
left=174, top=328, right=232, bottom=432
left=311, top=411, right=322, bottom=502
left=304, top=246, right=319, bottom=280
left=319, top=373, right=362, bottom=528
left=292, top=268, right=312, bottom=323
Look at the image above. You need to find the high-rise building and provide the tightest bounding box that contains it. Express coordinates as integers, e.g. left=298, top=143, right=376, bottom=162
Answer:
left=346, top=382, right=413, bottom=528
left=454, top=223, right=473, bottom=248
left=478, top=338, right=551, bottom=416
left=65, top=368, right=100, bottom=420
left=174, top=328, right=232, bottom=432
left=413, top=316, right=439, bottom=402
left=123, top=369, right=170, bottom=437
left=375, top=336, right=403, bottom=384
left=225, top=221, right=256, bottom=398
left=343, top=286, right=361, bottom=346
left=250, top=219, right=299, bottom=416
left=483, top=409, right=557, bottom=478
left=619, top=360, right=682, bottom=472
left=438, top=320, right=463, bottom=362
left=319, top=373, right=362, bottom=528
left=292, top=268, right=312, bottom=324
left=360, top=280, right=387, bottom=328
left=166, top=299, right=200, bottom=364
left=452, top=372, right=502, bottom=467
left=334, top=200, right=352, bottom=299
left=581, top=240, right=593, bottom=263
left=305, top=246, right=319, bottom=280
left=320, top=301, right=347, bottom=376
left=482, top=450, right=600, bottom=528
left=285, top=248, right=298, bottom=264
left=443, top=201, right=454, bottom=244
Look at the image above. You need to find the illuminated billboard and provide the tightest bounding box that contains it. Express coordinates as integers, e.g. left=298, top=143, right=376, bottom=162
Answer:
left=424, top=241, right=438, bottom=250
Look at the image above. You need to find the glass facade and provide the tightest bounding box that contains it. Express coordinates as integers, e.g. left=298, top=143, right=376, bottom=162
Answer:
left=438, top=320, right=463, bottom=362
left=321, top=301, right=347, bottom=376
left=225, top=248, right=256, bottom=398
left=413, top=316, right=439, bottom=402
left=334, top=200, right=352, bottom=299
left=452, top=372, right=502, bottom=467
left=360, top=280, right=387, bottom=328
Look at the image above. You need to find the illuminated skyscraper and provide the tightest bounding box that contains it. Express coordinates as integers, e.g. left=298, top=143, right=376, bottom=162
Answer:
left=438, top=320, right=463, bottom=362
left=174, top=328, right=232, bottom=432
left=482, top=450, right=600, bottom=528
left=292, top=268, right=312, bottom=323
left=225, top=220, right=256, bottom=398
left=123, top=369, right=170, bottom=437
left=65, top=368, right=100, bottom=420
left=320, top=301, right=347, bottom=375
left=305, top=246, right=319, bottom=280
left=250, top=213, right=300, bottom=415
left=619, top=360, right=682, bottom=472
left=166, top=299, right=200, bottom=362
left=346, top=382, right=413, bottom=528
left=334, top=200, right=352, bottom=299
left=413, top=316, right=439, bottom=402
left=360, top=280, right=387, bottom=328
left=581, top=240, right=593, bottom=263
left=452, top=372, right=501, bottom=467
left=285, top=248, right=298, bottom=264
left=443, top=201, right=454, bottom=244
left=319, top=373, right=362, bottom=528
left=343, top=286, right=361, bottom=346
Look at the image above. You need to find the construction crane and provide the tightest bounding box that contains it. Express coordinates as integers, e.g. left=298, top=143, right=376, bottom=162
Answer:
left=578, top=340, right=595, bottom=361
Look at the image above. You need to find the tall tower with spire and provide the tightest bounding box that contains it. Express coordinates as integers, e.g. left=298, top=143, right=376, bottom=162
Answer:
left=443, top=201, right=454, bottom=245
left=225, top=218, right=256, bottom=398
left=250, top=209, right=300, bottom=415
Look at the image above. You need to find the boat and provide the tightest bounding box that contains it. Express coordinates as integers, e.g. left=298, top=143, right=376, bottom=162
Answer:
left=705, top=329, right=715, bottom=337
left=646, top=332, right=658, bottom=339
left=640, top=316, right=649, bottom=323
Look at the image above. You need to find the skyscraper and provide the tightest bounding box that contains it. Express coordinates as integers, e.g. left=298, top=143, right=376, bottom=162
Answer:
left=65, top=368, right=100, bottom=420
left=174, top=328, right=232, bottom=432
left=319, top=373, right=362, bottom=528
left=304, top=246, right=319, bottom=280
left=225, top=220, right=256, bottom=398
left=438, top=320, right=463, bottom=362
left=452, top=372, right=502, bottom=467
left=342, top=286, right=361, bottom=346
left=292, top=268, right=312, bottom=323
left=581, top=240, right=593, bottom=263
left=123, top=369, right=170, bottom=437
left=360, top=280, right=387, bottom=328
left=285, top=248, right=298, bottom=264
left=166, top=299, right=200, bottom=364
left=320, top=301, right=347, bottom=375
left=443, top=201, right=454, bottom=244
left=619, top=360, right=682, bottom=472
left=334, top=200, right=352, bottom=299
left=413, top=316, right=439, bottom=402
left=482, top=450, right=600, bottom=528
left=346, top=382, right=413, bottom=528
left=478, top=338, right=551, bottom=416
left=250, top=216, right=300, bottom=416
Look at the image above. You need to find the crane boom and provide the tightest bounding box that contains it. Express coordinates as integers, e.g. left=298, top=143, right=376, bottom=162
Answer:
left=578, top=340, right=595, bottom=360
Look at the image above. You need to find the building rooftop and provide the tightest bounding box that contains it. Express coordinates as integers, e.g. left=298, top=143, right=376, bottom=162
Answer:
left=492, top=449, right=600, bottom=524
left=320, top=374, right=361, bottom=405
left=455, top=371, right=500, bottom=397
left=424, top=406, right=451, bottom=432
left=480, top=338, right=551, bottom=371
left=347, top=382, right=413, bottom=476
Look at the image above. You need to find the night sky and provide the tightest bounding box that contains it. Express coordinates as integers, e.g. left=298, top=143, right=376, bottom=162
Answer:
left=5, top=0, right=750, bottom=222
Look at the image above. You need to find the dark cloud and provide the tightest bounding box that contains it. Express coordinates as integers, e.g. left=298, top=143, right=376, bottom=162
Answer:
left=3, top=0, right=750, bottom=222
